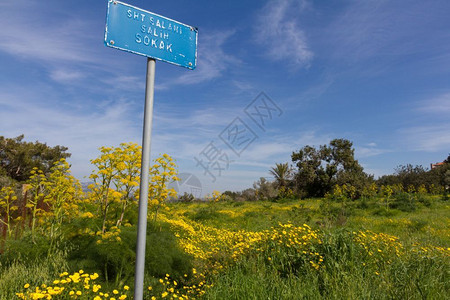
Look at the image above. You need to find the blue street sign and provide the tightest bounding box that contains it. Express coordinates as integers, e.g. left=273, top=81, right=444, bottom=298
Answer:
left=105, top=0, right=198, bottom=69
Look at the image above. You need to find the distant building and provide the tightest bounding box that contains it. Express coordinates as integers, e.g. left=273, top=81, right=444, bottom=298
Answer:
left=430, top=162, right=445, bottom=169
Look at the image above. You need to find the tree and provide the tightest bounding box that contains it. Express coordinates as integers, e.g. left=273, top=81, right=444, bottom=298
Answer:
left=393, top=164, right=427, bottom=189
left=222, top=190, right=239, bottom=201
left=377, top=156, right=450, bottom=192
left=291, top=145, right=324, bottom=197
left=427, top=159, right=450, bottom=193
left=253, top=177, right=277, bottom=201
left=444, top=154, right=450, bottom=164
left=269, top=163, right=292, bottom=188
left=179, top=192, right=195, bottom=202
left=291, top=139, right=370, bottom=198
left=0, top=135, right=70, bottom=182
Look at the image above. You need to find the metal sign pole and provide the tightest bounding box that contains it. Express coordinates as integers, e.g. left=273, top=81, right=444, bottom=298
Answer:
left=134, top=57, right=156, bottom=300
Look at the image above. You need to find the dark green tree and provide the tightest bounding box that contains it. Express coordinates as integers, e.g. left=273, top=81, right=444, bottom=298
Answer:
left=0, top=135, right=70, bottom=182
left=444, top=154, right=450, bottom=164
left=291, top=139, right=370, bottom=197
left=377, top=154, right=450, bottom=191
left=394, top=164, right=427, bottom=188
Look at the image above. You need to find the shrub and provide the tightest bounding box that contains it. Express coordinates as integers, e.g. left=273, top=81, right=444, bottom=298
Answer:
left=66, top=221, right=193, bottom=285
left=190, top=205, right=220, bottom=221
left=390, top=192, right=416, bottom=212
left=179, top=192, right=195, bottom=203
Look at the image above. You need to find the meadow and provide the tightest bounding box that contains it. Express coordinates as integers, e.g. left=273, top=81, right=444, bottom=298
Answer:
left=1, top=192, right=449, bottom=299
left=0, top=142, right=448, bottom=299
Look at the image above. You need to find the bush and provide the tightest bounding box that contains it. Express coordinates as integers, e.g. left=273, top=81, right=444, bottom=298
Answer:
left=253, top=177, right=278, bottom=201
left=190, top=204, right=220, bottom=221
left=178, top=192, right=195, bottom=203
left=66, top=222, right=193, bottom=284
left=372, top=207, right=399, bottom=217
left=417, top=194, right=432, bottom=207
left=390, top=193, right=416, bottom=212
left=2, top=233, right=54, bottom=264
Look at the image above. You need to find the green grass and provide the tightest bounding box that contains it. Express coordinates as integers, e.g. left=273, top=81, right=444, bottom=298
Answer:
left=0, top=251, right=69, bottom=300
left=2, top=196, right=449, bottom=299
left=170, top=197, right=449, bottom=246
left=204, top=229, right=449, bottom=300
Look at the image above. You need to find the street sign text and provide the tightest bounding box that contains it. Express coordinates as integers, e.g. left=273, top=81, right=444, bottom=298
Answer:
left=105, top=0, right=198, bottom=69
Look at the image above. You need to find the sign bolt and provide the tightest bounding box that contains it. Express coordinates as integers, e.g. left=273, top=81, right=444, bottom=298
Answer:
left=189, top=62, right=192, bottom=66
left=110, top=40, right=115, bottom=45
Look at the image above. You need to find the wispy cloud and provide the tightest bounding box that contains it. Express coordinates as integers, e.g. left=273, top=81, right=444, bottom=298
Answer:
left=159, top=30, right=240, bottom=87
left=356, top=145, right=390, bottom=158
left=325, top=1, right=450, bottom=72
left=229, top=130, right=331, bottom=170
left=393, top=92, right=450, bottom=152
left=415, top=93, right=450, bottom=115
left=398, top=125, right=450, bottom=152
left=0, top=6, right=99, bottom=64
left=0, top=87, right=141, bottom=179
left=254, top=0, right=313, bottom=67
left=0, top=0, right=136, bottom=89
left=49, top=69, right=86, bottom=83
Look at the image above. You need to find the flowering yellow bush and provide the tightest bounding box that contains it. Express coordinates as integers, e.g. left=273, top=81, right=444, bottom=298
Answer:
left=206, top=191, right=222, bottom=202
left=44, top=158, right=82, bottom=240
left=27, top=168, right=49, bottom=242
left=88, top=144, right=178, bottom=230
left=0, top=186, right=19, bottom=238
left=147, top=154, right=178, bottom=222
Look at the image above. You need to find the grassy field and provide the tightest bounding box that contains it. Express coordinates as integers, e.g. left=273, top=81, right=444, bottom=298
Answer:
left=2, top=195, right=449, bottom=299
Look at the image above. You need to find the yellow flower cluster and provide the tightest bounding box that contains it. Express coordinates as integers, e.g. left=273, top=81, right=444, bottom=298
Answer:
left=353, top=230, right=404, bottom=260
left=411, top=243, right=450, bottom=257
left=205, top=191, right=222, bottom=202
left=16, top=271, right=129, bottom=300
left=148, top=154, right=179, bottom=221
left=146, top=271, right=213, bottom=299
left=162, top=214, right=325, bottom=273
left=326, top=184, right=357, bottom=200
left=353, top=229, right=450, bottom=259
left=96, top=226, right=122, bottom=244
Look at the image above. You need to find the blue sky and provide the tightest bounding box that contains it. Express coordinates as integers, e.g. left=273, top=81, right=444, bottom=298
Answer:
left=1, top=0, right=449, bottom=196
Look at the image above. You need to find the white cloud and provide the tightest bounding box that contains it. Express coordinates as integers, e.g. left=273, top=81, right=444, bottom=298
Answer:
left=254, top=0, right=313, bottom=67
left=242, top=142, right=291, bottom=162
left=356, top=146, right=390, bottom=158
left=0, top=88, right=141, bottom=180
